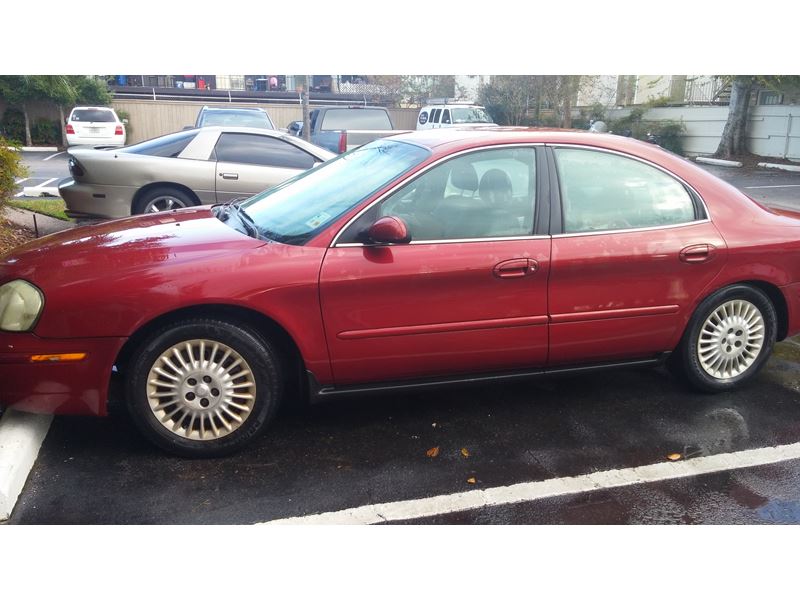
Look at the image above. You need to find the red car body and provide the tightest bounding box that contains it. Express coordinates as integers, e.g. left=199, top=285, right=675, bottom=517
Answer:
left=2, top=128, right=800, bottom=417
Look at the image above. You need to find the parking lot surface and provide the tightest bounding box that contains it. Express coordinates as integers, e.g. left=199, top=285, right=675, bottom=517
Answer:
left=8, top=340, right=800, bottom=524
left=4, top=151, right=800, bottom=525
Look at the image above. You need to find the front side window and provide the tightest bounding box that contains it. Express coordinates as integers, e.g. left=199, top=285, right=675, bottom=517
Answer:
left=341, top=147, right=536, bottom=243
left=555, top=148, right=697, bottom=234
left=214, top=133, right=316, bottom=169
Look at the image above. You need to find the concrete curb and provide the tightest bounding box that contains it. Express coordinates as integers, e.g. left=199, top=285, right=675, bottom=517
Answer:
left=2, top=206, right=76, bottom=236
left=21, top=186, right=60, bottom=198
left=5, top=146, right=59, bottom=152
left=757, top=162, right=800, bottom=173
left=0, top=410, right=53, bottom=521
left=696, top=157, right=743, bottom=168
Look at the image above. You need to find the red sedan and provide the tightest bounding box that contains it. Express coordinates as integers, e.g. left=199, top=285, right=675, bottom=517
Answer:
left=2, top=129, right=799, bottom=457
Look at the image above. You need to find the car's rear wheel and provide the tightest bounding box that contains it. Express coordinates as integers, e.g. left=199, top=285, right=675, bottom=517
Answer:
left=134, top=186, right=197, bottom=214
left=674, top=285, right=777, bottom=393
left=126, top=319, right=282, bottom=457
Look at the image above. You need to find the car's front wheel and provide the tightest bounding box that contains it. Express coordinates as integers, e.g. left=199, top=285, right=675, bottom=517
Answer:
left=126, top=319, right=282, bottom=457
left=674, top=285, right=777, bottom=393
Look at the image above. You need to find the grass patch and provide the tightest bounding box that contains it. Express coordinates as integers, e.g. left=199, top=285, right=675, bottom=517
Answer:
left=7, top=198, right=69, bottom=221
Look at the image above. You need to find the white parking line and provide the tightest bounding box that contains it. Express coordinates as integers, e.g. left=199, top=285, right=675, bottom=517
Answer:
left=0, top=409, right=53, bottom=521
left=745, top=184, right=800, bottom=189
left=263, top=442, right=800, bottom=524
left=42, top=152, right=65, bottom=161
left=36, top=178, right=59, bottom=188
left=14, top=178, right=28, bottom=185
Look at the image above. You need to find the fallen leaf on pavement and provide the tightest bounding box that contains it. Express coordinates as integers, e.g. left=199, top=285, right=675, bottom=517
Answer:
left=467, top=477, right=476, bottom=484
left=667, top=453, right=682, bottom=461
left=461, top=448, right=470, bottom=458
left=426, top=447, right=440, bottom=458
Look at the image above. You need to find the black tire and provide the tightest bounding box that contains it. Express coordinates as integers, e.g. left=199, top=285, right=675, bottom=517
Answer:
left=672, top=285, right=777, bottom=393
left=133, top=186, right=197, bottom=215
left=126, top=318, right=282, bottom=458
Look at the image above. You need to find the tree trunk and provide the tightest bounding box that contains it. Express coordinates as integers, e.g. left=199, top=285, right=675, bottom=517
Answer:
left=23, top=104, right=32, bottom=147
left=715, top=77, right=754, bottom=159
left=561, top=76, right=573, bottom=129
left=301, top=76, right=311, bottom=143
left=59, top=105, right=67, bottom=149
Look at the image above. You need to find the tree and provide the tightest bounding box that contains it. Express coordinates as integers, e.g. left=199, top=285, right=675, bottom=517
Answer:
left=0, top=76, right=112, bottom=147
left=715, top=75, right=800, bottom=159
left=479, top=76, right=542, bottom=125
left=0, top=76, right=36, bottom=146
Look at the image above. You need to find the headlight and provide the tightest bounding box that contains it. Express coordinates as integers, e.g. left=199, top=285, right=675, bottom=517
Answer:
left=0, top=280, right=44, bottom=332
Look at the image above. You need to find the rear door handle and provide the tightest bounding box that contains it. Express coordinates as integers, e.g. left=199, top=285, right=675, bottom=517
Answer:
left=680, top=244, right=716, bottom=263
left=219, top=172, right=239, bottom=180
left=493, top=258, right=538, bottom=279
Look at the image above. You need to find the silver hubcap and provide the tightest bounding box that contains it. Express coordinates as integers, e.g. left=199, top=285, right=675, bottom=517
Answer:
left=144, top=195, right=187, bottom=213
left=697, top=300, right=765, bottom=380
left=146, top=339, right=257, bottom=441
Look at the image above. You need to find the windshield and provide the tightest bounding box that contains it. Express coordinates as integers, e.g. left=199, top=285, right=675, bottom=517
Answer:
left=241, top=139, right=430, bottom=245
left=451, top=107, right=494, bottom=124
left=120, top=130, right=199, bottom=157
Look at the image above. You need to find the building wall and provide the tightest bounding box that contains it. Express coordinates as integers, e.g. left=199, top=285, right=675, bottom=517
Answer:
left=455, top=75, right=490, bottom=103
left=608, top=105, right=800, bottom=159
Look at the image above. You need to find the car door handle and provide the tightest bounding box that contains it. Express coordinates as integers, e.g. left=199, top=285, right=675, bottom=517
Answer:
left=680, top=244, right=716, bottom=263
left=493, top=258, right=538, bottom=279
left=219, top=172, right=239, bottom=180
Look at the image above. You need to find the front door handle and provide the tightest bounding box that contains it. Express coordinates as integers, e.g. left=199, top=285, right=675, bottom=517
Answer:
left=219, top=172, right=239, bottom=180
left=680, top=244, right=716, bottom=263
left=493, top=258, right=538, bottom=279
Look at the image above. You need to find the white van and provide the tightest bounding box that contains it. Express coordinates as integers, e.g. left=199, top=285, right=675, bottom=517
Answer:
left=416, top=103, right=497, bottom=130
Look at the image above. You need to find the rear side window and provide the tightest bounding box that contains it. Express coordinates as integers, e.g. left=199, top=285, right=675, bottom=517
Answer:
left=215, top=133, right=316, bottom=169
left=320, top=109, right=392, bottom=130
left=71, top=109, right=116, bottom=122
left=121, top=130, right=199, bottom=157
left=555, top=148, right=697, bottom=234
left=431, top=109, right=441, bottom=123
left=442, top=109, right=451, bottom=124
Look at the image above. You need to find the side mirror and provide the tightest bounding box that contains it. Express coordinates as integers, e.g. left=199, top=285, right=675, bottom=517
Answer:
left=365, top=216, right=411, bottom=245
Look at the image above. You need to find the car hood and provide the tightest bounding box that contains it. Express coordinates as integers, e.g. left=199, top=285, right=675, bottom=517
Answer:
left=0, top=207, right=265, bottom=284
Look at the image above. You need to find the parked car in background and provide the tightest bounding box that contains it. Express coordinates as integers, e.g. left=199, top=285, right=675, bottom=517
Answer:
left=290, top=106, right=409, bottom=153
left=6, top=129, right=800, bottom=457
left=192, top=106, right=275, bottom=129
left=59, top=126, right=334, bottom=219
left=65, top=106, right=127, bottom=147
left=417, top=102, right=496, bottom=130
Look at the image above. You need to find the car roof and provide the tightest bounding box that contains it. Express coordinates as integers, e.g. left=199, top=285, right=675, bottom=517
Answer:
left=200, top=106, right=267, bottom=112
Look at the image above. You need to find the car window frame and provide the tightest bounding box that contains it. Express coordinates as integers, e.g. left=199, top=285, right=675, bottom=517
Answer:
left=332, top=143, right=550, bottom=247
left=547, top=144, right=710, bottom=238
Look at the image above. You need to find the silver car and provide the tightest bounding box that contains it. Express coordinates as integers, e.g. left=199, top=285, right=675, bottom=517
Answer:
left=59, top=126, right=335, bottom=219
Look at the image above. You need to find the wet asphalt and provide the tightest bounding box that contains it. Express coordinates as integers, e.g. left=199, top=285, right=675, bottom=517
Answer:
left=9, top=342, right=800, bottom=524
left=6, top=159, right=800, bottom=525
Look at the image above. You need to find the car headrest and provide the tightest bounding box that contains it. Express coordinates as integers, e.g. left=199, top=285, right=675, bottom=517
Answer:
left=450, top=162, right=479, bottom=192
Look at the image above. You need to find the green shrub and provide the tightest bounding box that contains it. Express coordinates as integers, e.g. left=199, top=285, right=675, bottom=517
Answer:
left=0, top=137, right=29, bottom=209
left=0, top=108, right=25, bottom=144
left=115, top=109, right=132, bottom=137
left=32, top=118, right=60, bottom=146
left=608, top=108, right=686, bottom=155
